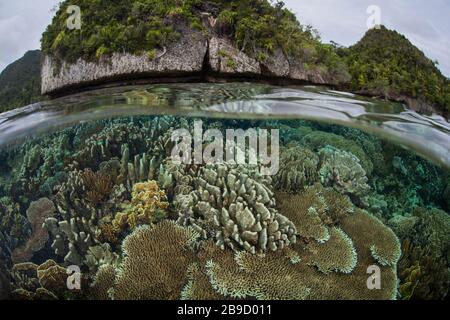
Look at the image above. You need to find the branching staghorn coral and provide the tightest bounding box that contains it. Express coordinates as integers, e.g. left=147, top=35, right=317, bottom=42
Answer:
left=160, top=161, right=297, bottom=254
left=71, top=117, right=179, bottom=172
left=43, top=170, right=119, bottom=270
left=0, top=197, right=30, bottom=251
left=11, top=133, right=71, bottom=201
left=274, top=146, right=319, bottom=193
left=276, top=183, right=354, bottom=242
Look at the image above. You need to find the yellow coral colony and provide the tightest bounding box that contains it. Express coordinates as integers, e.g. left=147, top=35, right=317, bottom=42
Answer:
left=112, top=181, right=169, bottom=233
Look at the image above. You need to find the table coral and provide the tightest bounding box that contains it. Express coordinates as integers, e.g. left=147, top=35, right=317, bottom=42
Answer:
left=305, top=227, right=357, bottom=274
left=203, top=208, right=400, bottom=300
left=89, top=197, right=400, bottom=300
left=206, top=243, right=313, bottom=300
left=89, top=264, right=117, bottom=300
left=341, top=210, right=401, bottom=268
left=180, top=262, right=227, bottom=300
left=98, top=220, right=200, bottom=300
left=276, top=183, right=354, bottom=242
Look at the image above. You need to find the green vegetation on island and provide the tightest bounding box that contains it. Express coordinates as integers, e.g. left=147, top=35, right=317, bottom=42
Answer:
left=342, top=26, right=449, bottom=113
left=0, top=50, right=43, bottom=113
left=39, top=1, right=450, bottom=115
left=0, top=2, right=448, bottom=116
left=41, top=0, right=348, bottom=81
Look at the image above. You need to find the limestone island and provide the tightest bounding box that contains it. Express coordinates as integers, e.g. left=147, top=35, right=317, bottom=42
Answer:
left=13, top=0, right=450, bottom=117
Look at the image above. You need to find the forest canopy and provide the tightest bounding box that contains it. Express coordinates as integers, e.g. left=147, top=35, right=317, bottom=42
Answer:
left=0, top=51, right=43, bottom=113
left=343, top=26, right=449, bottom=112
left=41, top=0, right=348, bottom=80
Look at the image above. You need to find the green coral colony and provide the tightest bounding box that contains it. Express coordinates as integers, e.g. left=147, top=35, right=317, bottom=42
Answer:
left=0, top=115, right=449, bottom=300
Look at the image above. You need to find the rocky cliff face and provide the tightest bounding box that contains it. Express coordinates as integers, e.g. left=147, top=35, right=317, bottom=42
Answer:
left=41, top=28, right=339, bottom=95
left=41, top=28, right=209, bottom=95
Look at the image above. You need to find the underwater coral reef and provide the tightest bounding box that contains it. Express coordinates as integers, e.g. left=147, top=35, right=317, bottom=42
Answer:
left=0, top=116, right=448, bottom=300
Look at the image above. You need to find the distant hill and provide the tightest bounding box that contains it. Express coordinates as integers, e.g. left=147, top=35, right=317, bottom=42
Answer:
left=344, top=26, right=449, bottom=115
left=0, top=50, right=43, bottom=113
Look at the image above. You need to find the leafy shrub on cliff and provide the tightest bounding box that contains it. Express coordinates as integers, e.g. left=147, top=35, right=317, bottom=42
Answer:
left=41, top=0, right=348, bottom=81
left=213, top=0, right=349, bottom=80
left=41, top=0, right=202, bottom=63
left=344, top=26, right=450, bottom=113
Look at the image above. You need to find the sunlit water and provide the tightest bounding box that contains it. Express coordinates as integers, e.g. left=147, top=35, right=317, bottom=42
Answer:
left=0, top=83, right=448, bottom=300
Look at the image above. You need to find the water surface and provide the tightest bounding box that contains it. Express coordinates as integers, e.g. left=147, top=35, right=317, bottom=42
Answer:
left=0, top=83, right=449, bottom=301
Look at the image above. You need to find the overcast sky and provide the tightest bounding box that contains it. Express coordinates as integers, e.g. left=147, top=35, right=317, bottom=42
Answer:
left=0, top=0, right=449, bottom=76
